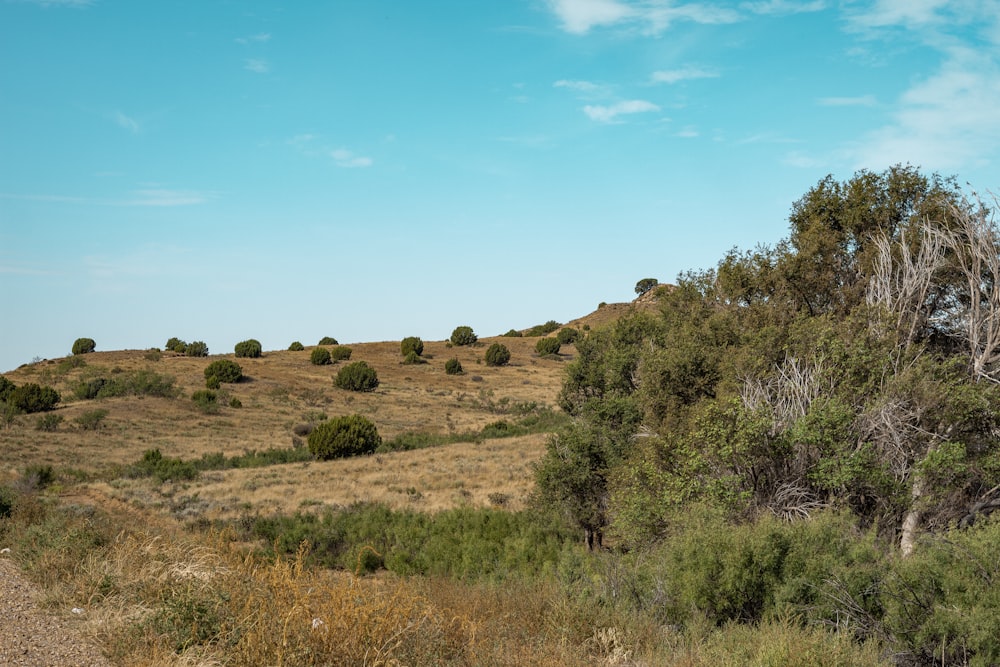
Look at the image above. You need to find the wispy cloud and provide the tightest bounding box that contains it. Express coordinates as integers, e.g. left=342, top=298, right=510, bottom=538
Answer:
left=244, top=58, right=270, bottom=74
left=113, top=110, right=139, bottom=133
left=546, top=0, right=740, bottom=35
left=583, top=99, right=660, bottom=123
left=847, top=0, right=949, bottom=30
left=818, top=95, right=878, bottom=107
left=676, top=125, right=700, bottom=138
left=235, top=32, right=271, bottom=45
left=331, top=148, right=373, bottom=168
left=554, top=79, right=601, bottom=92
left=651, top=66, right=719, bottom=84
left=741, top=0, right=825, bottom=15
left=0, top=188, right=212, bottom=207
left=11, top=0, right=93, bottom=7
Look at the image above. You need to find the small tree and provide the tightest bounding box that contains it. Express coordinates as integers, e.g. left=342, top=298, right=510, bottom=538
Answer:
left=186, top=341, right=209, bottom=357
left=7, top=383, right=60, bottom=413
left=192, top=389, right=219, bottom=414
left=557, top=328, right=580, bottom=345
left=308, top=414, right=381, bottom=460
left=235, top=339, right=262, bottom=358
left=165, top=337, right=187, bottom=353
left=445, top=358, right=463, bottom=375
left=400, top=336, right=424, bottom=357
left=502, top=329, right=523, bottom=337
left=536, top=337, right=561, bottom=356
left=330, top=346, right=353, bottom=362
left=0, top=376, right=15, bottom=403
left=484, top=343, right=511, bottom=367
left=450, top=326, right=478, bottom=346
left=318, top=336, right=338, bottom=346
left=635, top=278, right=659, bottom=295
left=204, top=359, right=243, bottom=384
left=335, top=361, right=379, bottom=392
left=71, top=338, right=96, bottom=355
left=288, top=341, right=305, bottom=351
left=311, top=347, right=332, bottom=365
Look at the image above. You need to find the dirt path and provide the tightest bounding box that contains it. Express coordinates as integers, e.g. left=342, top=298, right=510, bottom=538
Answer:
left=0, top=556, right=112, bottom=667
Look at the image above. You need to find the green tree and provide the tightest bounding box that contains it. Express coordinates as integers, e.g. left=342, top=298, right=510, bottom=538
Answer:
left=71, top=337, right=96, bottom=355
left=310, top=347, right=332, bottom=365
left=635, top=278, right=658, bottom=295
left=308, top=414, right=381, bottom=460
left=450, top=326, right=478, bottom=346
left=484, top=343, right=510, bottom=367
left=400, top=336, right=424, bottom=357
left=335, top=362, right=379, bottom=392
left=234, top=339, right=262, bottom=358
left=7, top=383, right=61, bottom=413
left=535, top=338, right=561, bottom=356
left=204, top=359, right=242, bottom=384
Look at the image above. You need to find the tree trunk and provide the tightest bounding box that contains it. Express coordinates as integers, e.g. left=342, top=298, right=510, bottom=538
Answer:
left=900, top=475, right=925, bottom=557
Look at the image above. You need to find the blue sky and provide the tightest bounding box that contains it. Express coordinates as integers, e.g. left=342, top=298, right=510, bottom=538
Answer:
left=2, top=0, right=999, bottom=372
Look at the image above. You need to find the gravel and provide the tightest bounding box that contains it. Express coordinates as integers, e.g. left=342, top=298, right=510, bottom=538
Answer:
left=0, top=556, right=112, bottom=667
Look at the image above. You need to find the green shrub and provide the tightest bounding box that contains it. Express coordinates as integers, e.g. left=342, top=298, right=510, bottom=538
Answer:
left=402, top=351, right=427, bottom=365
left=318, top=336, right=338, bottom=346
left=330, top=346, right=353, bottom=362
left=335, top=362, right=379, bottom=392
left=288, top=341, right=305, bottom=352
left=400, top=336, right=424, bottom=357
left=234, top=339, right=262, bottom=358
left=450, top=326, right=478, bottom=346
left=129, top=449, right=199, bottom=482
left=205, top=375, right=221, bottom=390
left=192, top=389, right=219, bottom=413
left=484, top=343, right=511, bottom=367
left=556, top=327, right=580, bottom=345
left=0, top=485, right=16, bottom=518
left=71, top=337, right=96, bottom=355
left=229, top=397, right=242, bottom=408
left=525, top=320, right=561, bottom=337
left=310, top=347, right=332, bottom=365
left=144, top=348, right=162, bottom=361
left=307, top=414, right=381, bottom=460
left=445, top=358, right=463, bottom=375
left=502, top=329, right=522, bottom=337
left=0, top=376, right=15, bottom=403
left=165, top=337, right=187, bottom=353
left=73, top=377, right=108, bottom=400
left=535, top=337, right=561, bottom=356
left=75, top=409, right=108, bottom=431
left=204, top=359, right=242, bottom=384
left=185, top=341, right=209, bottom=357
left=7, top=383, right=60, bottom=413
left=35, top=413, right=63, bottom=431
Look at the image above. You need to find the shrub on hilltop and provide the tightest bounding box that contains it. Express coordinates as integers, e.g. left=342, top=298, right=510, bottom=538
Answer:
left=235, top=339, right=262, bottom=358
left=311, top=348, right=332, bottom=366
left=318, top=336, right=338, bottom=346
left=185, top=341, right=209, bottom=357
left=450, top=326, right=477, bottom=346
left=204, top=359, right=243, bottom=384
left=330, top=346, right=353, bottom=362
left=71, top=337, right=96, bottom=355
left=400, top=336, right=424, bottom=357
left=288, top=341, right=305, bottom=351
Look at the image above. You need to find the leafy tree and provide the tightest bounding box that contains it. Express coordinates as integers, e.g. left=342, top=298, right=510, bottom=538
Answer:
left=234, top=339, right=262, bottom=358
left=450, top=326, right=477, bottom=346
left=204, top=359, right=242, bottom=384
left=308, top=414, right=381, bottom=460
left=185, top=341, right=209, bottom=357
left=444, top=358, right=463, bottom=375
left=318, top=336, right=338, bottom=346
left=7, top=383, right=61, bottom=413
left=635, top=278, right=658, bottom=295
left=556, top=328, right=580, bottom=345
left=165, top=337, right=187, bottom=353
left=335, top=361, right=379, bottom=392
left=484, top=343, right=510, bottom=367
left=525, top=320, right=561, bottom=337
left=288, top=341, right=305, bottom=352
left=400, top=336, right=424, bottom=357
left=330, top=346, right=353, bottom=361
left=71, top=337, right=96, bottom=355
left=0, top=376, right=14, bottom=403
left=310, top=348, right=332, bottom=365
left=502, top=329, right=522, bottom=337
left=535, top=338, right=561, bottom=356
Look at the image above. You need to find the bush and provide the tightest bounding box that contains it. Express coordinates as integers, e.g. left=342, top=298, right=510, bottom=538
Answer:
left=445, top=358, right=463, bottom=375
left=307, top=414, right=381, bottom=460
left=525, top=320, right=561, bottom=337
left=535, top=337, right=561, bottom=356
left=288, top=341, right=305, bottom=352
left=311, top=348, right=332, bottom=365
left=0, top=376, right=15, bottom=403
left=402, top=351, right=427, bottom=365
left=318, top=336, right=338, bottom=346
left=204, top=359, right=242, bottom=384
left=75, top=409, right=108, bottom=431
left=185, top=341, right=209, bottom=357
left=205, top=375, right=221, bottom=390
left=330, top=346, right=353, bottom=362
left=556, top=327, right=580, bottom=345
left=144, top=348, right=162, bottom=361
left=165, top=337, right=187, bottom=353
left=502, top=329, right=522, bottom=337
left=400, top=336, right=424, bottom=357
left=7, top=383, right=60, bottom=413
left=192, top=389, right=218, bottom=413
left=450, top=326, right=478, bottom=346
left=484, top=343, right=511, bottom=367
left=73, top=377, right=108, bottom=400
left=234, top=339, right=262, bottom=358
left=71, top=337, right=96, bottom=355
left=35, top=413, right=63, bottom=432
left=335, top=362, right=379, bottom=392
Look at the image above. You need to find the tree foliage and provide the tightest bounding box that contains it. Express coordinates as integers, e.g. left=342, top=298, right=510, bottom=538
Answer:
left=400, top=336, right=424, bottom=357
left=204, top=359, right=243, bottom=384
left=635, top=278, right=658, bottom=295
left=235, top=339, right=262, bottom=358
left=308, top=414, right=381, bottom=460
left=484, top=343, right=511, bottom=367
left=6, top=383, right=61, bottom=413
left=335, top=362, right=379, bottom=392
left=72, top=337, right=96, bottom=355
left=450, top=326, right=477, bottom=346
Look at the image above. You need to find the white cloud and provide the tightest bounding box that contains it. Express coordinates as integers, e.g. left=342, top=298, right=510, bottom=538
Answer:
left=546, top=0, right=740, bottom=35
left=848, top=0, right=949, bottom=30
left=331, top=149, right=373, bottom=168
left=651, top=66, right=719, bottom=84
left=817, top=95, right=878, bottom=106
left=113, top=110, right=139, bottom=133
left=546, top=0, right=633, bottom=34
left=554, top=79, right=601, bottom=92
left=235, top=32, right=271, bottom=45
left=742, top=0, right=825, bottom=15
left=244, top=58, right=270, bottom=74
left=583, top=99, right=660, bottom=123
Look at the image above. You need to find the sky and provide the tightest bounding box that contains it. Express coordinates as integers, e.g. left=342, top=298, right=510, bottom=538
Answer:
left=2, top=0, right=1000, bottom=372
